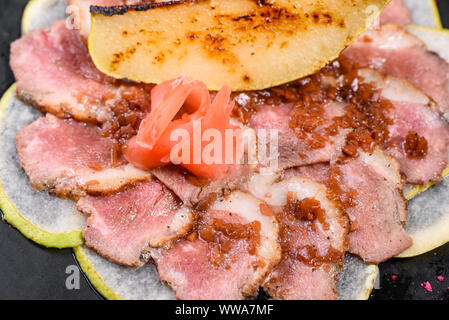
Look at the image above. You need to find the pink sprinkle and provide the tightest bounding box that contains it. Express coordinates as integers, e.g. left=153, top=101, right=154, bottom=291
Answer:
left=437, top=276, right=444, bottom=282
left=421, top=281, right=433, bottom=292
left=391, top=275, right=398, bottom=280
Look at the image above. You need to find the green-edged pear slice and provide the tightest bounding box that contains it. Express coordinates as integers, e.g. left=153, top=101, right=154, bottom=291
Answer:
left=407, top=25, right=449, bottom=62
left=405, top=0, right=442, bottom=28
left=75, top=245, right=378, bottom=300
left=398, top=175, right=449, bottom=258
left=0, top=85, right=85, bottom=248
left=337, top=254, right=379, bottom=300
left=22, top=0, right=68, bottom=35
left=74, top=246, right=175, bottom=300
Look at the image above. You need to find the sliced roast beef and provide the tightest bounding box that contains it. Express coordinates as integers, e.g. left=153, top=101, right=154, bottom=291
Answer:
left=154, top=191, right=280, bottom=300
left=16, top=114, right=150, bottom=199
left=248, top=102, right=348, bottom=171
left=10, top=20, right=151, bottom=123
left=343, top=24, right=449, bottom=113
left=246, top=174, right=347, bottom=300
left=379, top=0, right=412, bottom=26
left=77, top=179, right=193, bottom=266
left=333, top=148, right=412, bottom=263
left=151, top=164, right=252, bottom=209
left=359, top=68, right=449, bottom=184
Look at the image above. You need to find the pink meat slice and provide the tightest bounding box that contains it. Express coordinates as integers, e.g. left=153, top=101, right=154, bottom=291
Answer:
left=261, top=178, right=347, bottom=300
left=10, top=20, right=151, bottom=123
left=249, top=102, right=347, bottom=170
left=379, top=0, right=412, bottom=26
left=77, top=180, right=193, bottom=266
left=154, top=192, right=281, bottom=300
left=16, top=114, right=150, bottom=199
left=265, top=259, right=339, bottom=300
left=388, top=101, right=449, bottom=184
left=358, top=68, right=449, bottom=184
left=157, top=239, right=257, bottom=300
left=343, top=24, right=449, bottom=113
left=334, top=148, right=412, bottom=263
left=151, top=164, right=252, bottom=208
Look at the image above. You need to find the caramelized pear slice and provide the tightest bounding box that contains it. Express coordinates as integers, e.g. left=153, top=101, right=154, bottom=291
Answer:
left=88, top=0, right=389, bottom=90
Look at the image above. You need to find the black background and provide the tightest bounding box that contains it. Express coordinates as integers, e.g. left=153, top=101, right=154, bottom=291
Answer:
left=0, top=0, right=448, bottom=300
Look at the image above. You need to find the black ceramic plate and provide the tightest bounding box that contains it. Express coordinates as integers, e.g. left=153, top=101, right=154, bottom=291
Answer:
left=0, top=0, right=448, bottom=300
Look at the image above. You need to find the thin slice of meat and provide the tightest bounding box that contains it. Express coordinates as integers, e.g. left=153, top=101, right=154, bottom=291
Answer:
left=282, top=163, right=330, bottom=185
left=77, top=179, right=193, bottom=267
left=16, top=114, right=150, bottom=199
left=333, top=148, right=412, bottom=263
left=379, top=0, right=412, bottom=26
left=154, top=191, right=280, bottom=300
left=10, top=20, right=151, bottom=123
left=359, top=68, right=449, bottom=184
left=343, top=24, right=449, bottom=113
left=388, top=103, right=449, bottom=184
left=249, top=102, right=348, bottom=171
left=247, top=174, right=347, bottom=300
left=151, top=164, right=252, bottom=209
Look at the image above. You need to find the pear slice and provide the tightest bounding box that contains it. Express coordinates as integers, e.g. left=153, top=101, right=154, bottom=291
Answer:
left=337, top=254, right=379, bottom=300
left=21, top=0, right=67, bottom=35
left=88, top=0, right=389, bottom=90
left=0, top=85, right=85, bottom=248
left=398, top=175, right=449, bottom=258
left=74, top=246, right=175, bottom=300
left=404, top=0, right=442, bottom=28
